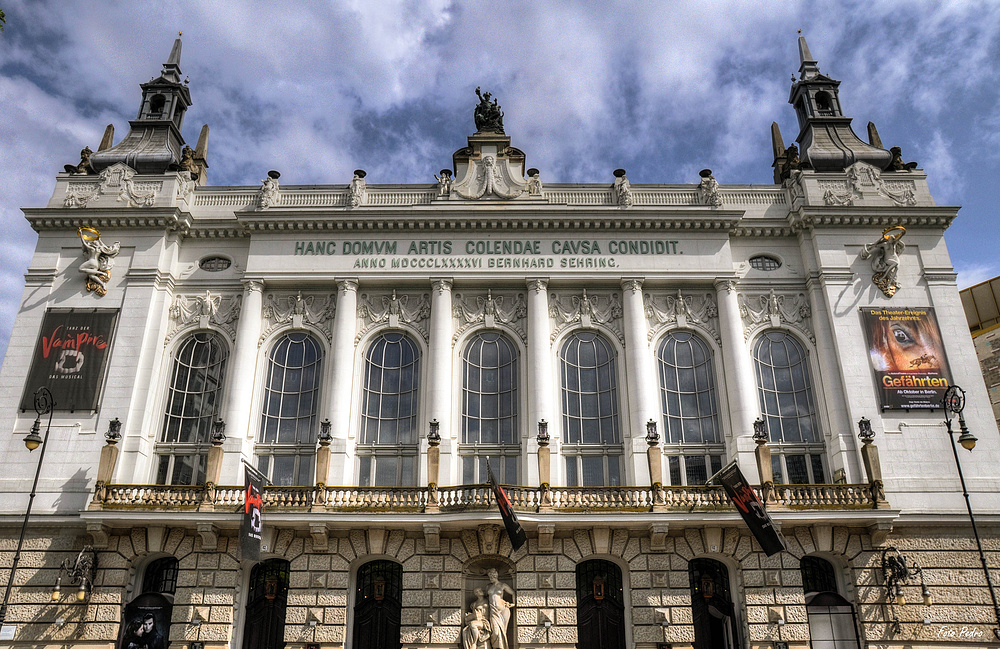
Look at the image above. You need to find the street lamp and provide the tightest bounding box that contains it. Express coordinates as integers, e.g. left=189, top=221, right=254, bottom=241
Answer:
left=942, top=385, right=1000, bottom=639
left=0, top=387, right=56, bottom=625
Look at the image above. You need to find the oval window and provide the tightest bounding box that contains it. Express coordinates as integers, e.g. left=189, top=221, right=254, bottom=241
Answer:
left=199, top=256, right=231, bottom=272
left=749, top=255, right=781, bottom=271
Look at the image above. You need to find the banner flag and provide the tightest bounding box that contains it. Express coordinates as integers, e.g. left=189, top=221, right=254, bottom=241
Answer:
left=715, top=461, right=786, bottom=556
left=241, top=466, right=264, bottom=562
left=487, top=463, right=527, bottom=552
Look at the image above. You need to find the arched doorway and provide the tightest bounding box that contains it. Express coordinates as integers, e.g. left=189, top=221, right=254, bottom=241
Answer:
left=689, top=558, right=740, bottom=649
left=576, top=559, right=626, bottom=649
left=352, top=560, right=402, bottom=649
left=242, top=559, right=290, bottom=649
left=800, top=556, right=861, bottom=648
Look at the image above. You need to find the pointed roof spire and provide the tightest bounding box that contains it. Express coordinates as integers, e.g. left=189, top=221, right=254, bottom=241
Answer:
left=796, top=32, right=821, bottom=80
left=160, top=34, right=183, bottom=84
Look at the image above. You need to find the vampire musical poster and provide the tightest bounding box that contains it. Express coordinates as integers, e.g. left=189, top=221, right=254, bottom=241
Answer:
left=20, top=310, right=118, bottom=412
left=861, top=307, right=952, bottom=409
left=118, top=592, right=171, bottom=649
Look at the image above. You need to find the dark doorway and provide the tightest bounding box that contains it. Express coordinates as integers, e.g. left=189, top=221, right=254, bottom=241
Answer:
left=689, top=558, right=740, bottom=649
left=242, top=559, right=290, bottom=649
left=352, top=560, right=402, bottom=649
left=576, top=559, right=626, bottom=649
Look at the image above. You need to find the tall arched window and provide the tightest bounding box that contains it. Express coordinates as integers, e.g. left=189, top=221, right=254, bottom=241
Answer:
left=800, top=556, right=861, bottom=648
left=352, top=560, right=402, bottom=649
left=156, top=332, right=228, bottom=485
left=242, top=559, right=290, bottom=649
left=358, top=332, right=420, bottom=487
left=141, top=557, right=179, bottom=596
left=257, top=332, right=323, bottom=486
left=461, top=331, right=519, bottom=484
left=658, top=331, right=723, bottom=485
left=576, top=560, right=626, bottom=649
left=688, top=558, right=740, bottom=649
left=752, top=330, right=825, bottom=484
left=561, top=331, right=622, bottom=486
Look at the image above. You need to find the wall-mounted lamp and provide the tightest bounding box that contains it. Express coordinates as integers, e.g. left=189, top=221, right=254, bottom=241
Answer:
left=882, top=546, right=931, bottom=608
left=536, top=419, right=549, bottom=446
left=105, top=418, right=122, bottom=443
left=55, top=546, right=97, bottom=603
left=50, top=577, right=61, bottom=602
left=427, top=419, right=441, bottom=445
left=318, top=419, right=332, bottom=443
left=211, top=417, right=227, bottom=444
left=752, top=417, right=768, bottom=443
left=645, top=419, right=660, bottom=446
left=857, top=416, right=874, bottom=443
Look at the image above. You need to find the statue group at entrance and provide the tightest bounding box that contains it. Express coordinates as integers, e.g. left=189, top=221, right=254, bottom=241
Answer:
left=461, top=568, right=515, bottom=649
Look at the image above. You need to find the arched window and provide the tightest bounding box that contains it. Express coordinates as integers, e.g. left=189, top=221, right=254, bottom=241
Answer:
left=257, top=332, right=323, bottom=486
left=752, top=330, right=826, bottom=484
left=800, top=556, right=861, bottom=648
left=358, top=332, right=420, bottom=487
left=560, top=331, right=622, bottom=486
left=461, top=331, right=519, bottom=484
left=352, top=560, right=402, bottom=649
left=688, top=558, right=740, bottom=649
left=156, top=332, right=228, bottom=485
left=576, top=560, right=626, bottom=649
left=242, top=559, right=290, bottom=649
left=657, top=331, right=723, bottom=485
left=141, top=557, right=179, bottom=596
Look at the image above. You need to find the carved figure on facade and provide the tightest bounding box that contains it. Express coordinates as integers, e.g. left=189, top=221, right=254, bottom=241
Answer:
left=526, top=168, right=544, bottom=197
left=434, top=169, right=453, bottom=198
left=256, top=171, right=280, bottom=210
left=738, top=289, right=814, bottom=342
left=453, top=290, right=527, bottom=343
left=644, top=291, right=721, bottom=344
left=348, top=169, right=368, bottom=208
left=64, top=146, right=95, bottom=175
left=473, top=87, right=505, bottom=134
left=64, top=162, right=160, bottom=209
left=356, top=290, right=431, bottom=342
left=613, top=169, right=633, bottom=208
left=549, top=290, right=624, bottom=344
left=696, top=169, right=722, bottom=207
left=176, top=170, right=197, bottom=203
left=888, top=146, right=918, bottom=172
left=461, top=588, right=491, bottom=649
left=259, top=292, right=335, bottom=344
left=166, top=290, right=241, bottom=343
left=178, top=145, right=200, bottom=180
left=822, top=161, right=916, bottom=207
left=486, top=568, right=515, bottom=649
left=77, top=227, right=121, bottom=297
left=860, top=225, right=906, bottom=298
left=779, top=144, right=804, bottom=181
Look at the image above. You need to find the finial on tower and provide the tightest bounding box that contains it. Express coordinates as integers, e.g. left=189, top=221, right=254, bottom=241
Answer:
left=796, top=33, right=820, bottom=80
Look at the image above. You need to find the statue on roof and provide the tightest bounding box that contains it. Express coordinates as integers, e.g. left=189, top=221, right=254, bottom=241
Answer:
left=474, top=87, right=505, bottom=134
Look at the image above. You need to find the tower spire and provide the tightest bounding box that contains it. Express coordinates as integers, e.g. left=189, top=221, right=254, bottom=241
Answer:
left=796, top=33, right=820, bottom=80
left=161, top=36, right=183, bottom=84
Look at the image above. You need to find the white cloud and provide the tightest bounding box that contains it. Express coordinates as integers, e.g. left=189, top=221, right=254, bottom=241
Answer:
left=956, top=262, right=1000, bottom=290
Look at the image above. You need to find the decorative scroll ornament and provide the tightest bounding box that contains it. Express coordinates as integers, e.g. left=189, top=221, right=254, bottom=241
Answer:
left=822, top=161, right=916, bottom=207
left=613, top=169, right=633, bottom=208
left=645, top=290, right=720, bottom=344
left=738, top=289, right=814, bottom=342
left=453, top=290, right=528, bottom=343
left=696, top=169, right=722, bottom=207
left=64, top=162, right=160, bottom=208
left=166, top=290, right=241, bottom=343
left=256, top=171, right=280, bottom=210
left=259, top=291, right=335, bottom=345
left=453, top=155, right=526, bottom=200
left=860, top=226, right=906, bottom=298
left=77, top=227, right=121, bottom=296
left=357, top=290, right=431, bottom=342
left=549, top=289, right=624, bottom=344
left=348, top=169, right=368, bottom=208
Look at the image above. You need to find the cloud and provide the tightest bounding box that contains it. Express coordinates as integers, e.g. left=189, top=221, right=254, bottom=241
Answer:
left=956, top=262, right=1000, bottom=290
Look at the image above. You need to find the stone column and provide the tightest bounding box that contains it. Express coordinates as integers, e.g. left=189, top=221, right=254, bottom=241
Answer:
left=646, top=420, right=666, bottom=511
left=426, top=420, right=441, bottom=512
left=537, top=420, right=552, bottom=509
left=754, top=429, right=774, bottom=504
left=200, top=436, right=225, bottom=512
left=715, top=279, right=761, bottom=481
left=327, top=279, right=358, bottom=485
left=313, top=424, right=331, bottom=511
left=526, top=278, right=554, bottom=486
left=222, top=279, right=264, bottom=482
left=88, top=435, right=120, bottom=510
left=427, top=279, right=453, bottom=484
left=621, top=279, right=660, bottom=484
left=859, top=426, right=888, bottom=508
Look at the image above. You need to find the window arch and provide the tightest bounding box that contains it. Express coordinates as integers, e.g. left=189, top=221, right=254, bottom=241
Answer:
left=141, top=556, right=179, bottom=596
left=576, top=559, right=626, bottom=649
left=688, top=558, right=740, bottom=649
left=800, top=556, right=861, bottom=648
left=657, top=331, right=723, bottom=485
left=242, top=559, right=290, bottom=649
left=352, top=560, right=403, bottom=649
left=257, top=332, right=323, bottom=486
left=752, top=330, right=825, bottom=484
left=156, top=332, right=228, bottom=485
left=560, top=331, right=622, bottom=486
left=461, top=331, right=520, bottom=484
left=358, top=332, right=420, bottom=487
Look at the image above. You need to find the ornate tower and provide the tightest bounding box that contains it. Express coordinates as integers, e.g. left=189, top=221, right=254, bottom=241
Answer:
left=90, top=37, right=193, bottom=174
left=788, top=35, right=891, bottom=172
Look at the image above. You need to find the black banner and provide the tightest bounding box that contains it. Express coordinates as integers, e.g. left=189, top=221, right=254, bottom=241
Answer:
left=118, top=592, right=171, bottom=649
left=20, top=309, right=118, bottom=411
left=241, top=466, right=264, bottom=562
left=717, top=461, right=786, bottom=556
left=488, top=463, right=526, bottom=552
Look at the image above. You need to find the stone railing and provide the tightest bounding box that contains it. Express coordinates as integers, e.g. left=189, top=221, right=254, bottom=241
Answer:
left=93, top=482, right=876, bottom=513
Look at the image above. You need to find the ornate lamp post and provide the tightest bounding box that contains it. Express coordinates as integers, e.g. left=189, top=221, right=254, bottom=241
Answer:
left=0, top=387, right=56, bottom=625
left=943, top=385, right=1000, bottom=638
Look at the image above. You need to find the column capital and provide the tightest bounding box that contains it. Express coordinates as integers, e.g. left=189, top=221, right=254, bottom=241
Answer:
left=714, top=278, right=738, bottom=294
left=242, top=279, right=265, bottom=293
left=527, top=277, right=549, bottom=292
left=337, top=278, right=359, bottom=293
left=621, top=278, right=644, bottom=293
left=431, top=278, right=453, bottom=293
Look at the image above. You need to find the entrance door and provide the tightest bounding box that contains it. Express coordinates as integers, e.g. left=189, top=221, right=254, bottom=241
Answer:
left=689, top=558, right=740, bottom=649
left=242, top=559, right=290, bottom=649
left=352, top=560, right=402, bottom=649
left=576, top=560, right=626, bottom=649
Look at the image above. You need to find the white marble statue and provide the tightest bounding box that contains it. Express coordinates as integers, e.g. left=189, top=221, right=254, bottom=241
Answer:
left=461, top=588, right=491, bottom=649
left=486, top=568, right=515, bottom=649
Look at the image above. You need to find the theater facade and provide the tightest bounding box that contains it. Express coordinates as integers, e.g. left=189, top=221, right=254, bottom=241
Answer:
left=1, top=36, right=998, bottom=649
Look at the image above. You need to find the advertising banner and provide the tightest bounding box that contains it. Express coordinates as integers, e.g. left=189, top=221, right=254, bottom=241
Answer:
left=716, top=461, right=786, bottom=556
left=20, top=309, right=118, bottom=412
left=241, top=466, right=264, bottom=562
left=488, top=463, right=526, bottom=552
left=118, top=592, right=171, bottom=649
left=861, top=306, right=952, bottom=409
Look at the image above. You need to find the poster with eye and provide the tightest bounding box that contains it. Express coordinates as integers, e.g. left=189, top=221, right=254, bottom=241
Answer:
left=861, top=306, right=952, bottom=409
left=19, top=309, right=119, bottom=412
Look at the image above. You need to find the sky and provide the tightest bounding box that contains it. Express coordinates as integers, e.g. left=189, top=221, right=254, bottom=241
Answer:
left=1, top=1, right=999, bottom=363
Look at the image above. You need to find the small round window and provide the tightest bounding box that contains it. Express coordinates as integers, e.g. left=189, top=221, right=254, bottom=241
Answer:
left=749, top=255, right=781, bottom=271
left=199, top=256, right=231, bottom=272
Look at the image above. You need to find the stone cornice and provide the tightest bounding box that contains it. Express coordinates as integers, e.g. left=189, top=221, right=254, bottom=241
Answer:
left=788, top=206, right=958, bottom=231
left=23, top=207, right=191, bottom=233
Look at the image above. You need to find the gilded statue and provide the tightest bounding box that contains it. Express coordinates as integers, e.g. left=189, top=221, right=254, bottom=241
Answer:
left=861, top=226, right=906, bottom=298
left=77, top=227, right=121, bottom=296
